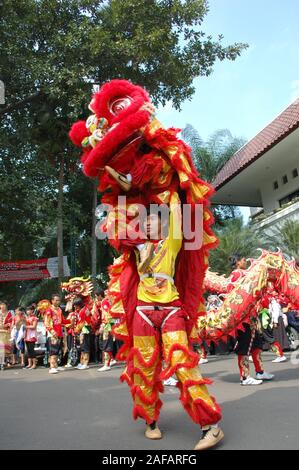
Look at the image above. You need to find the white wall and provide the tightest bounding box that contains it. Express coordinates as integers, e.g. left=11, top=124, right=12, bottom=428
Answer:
left=250, top=206, right=263, bottom=216
left=260, top=164, right=299, bottom=213
left=252, top=201, right=299, bottom=234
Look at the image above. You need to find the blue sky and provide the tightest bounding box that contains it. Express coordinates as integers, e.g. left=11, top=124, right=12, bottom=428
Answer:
left=157, top=0, right=299, bottom=221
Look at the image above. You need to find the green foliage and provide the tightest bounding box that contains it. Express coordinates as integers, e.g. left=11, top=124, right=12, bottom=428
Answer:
left=1, top=0, right=247, bottom=111
left=209, top=218, right=266, bottom=275
left=0, top=0, right=248, bottom=304
left=182, top=125, right=246, bottom=225
left=261, top=219, right=299, bottom=259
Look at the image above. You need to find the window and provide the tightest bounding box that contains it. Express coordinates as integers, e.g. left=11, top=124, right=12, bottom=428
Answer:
left=279, top=189, right=299, bottom=207
left=292, top=168, right=298, bottom=178
left=282, top=175, right=288, bottom=184
left=273, top=181, right=278, bottom=190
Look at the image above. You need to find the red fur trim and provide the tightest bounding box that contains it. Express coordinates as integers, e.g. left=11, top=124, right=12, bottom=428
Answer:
left=112, top=319, right=131, bottom=361
left=124, top=365, right=164, bottom=389
left=130, top=384, right=161, bottom=406
left=115, top=337, right=130, bottom=362
left=177, top=380, right=222, bottom=426
left=160, top=343, right=199, bottom=380
left=132, top=400, right=163, bottom=424
left=120, top=369, right=132, bottom=386
left=69, top=120, right=89, bottom=147
left=91, top=79, right=150, bottom=124
left=120, top=350, right=163, bottom=405
left=185, top=395, right=222, bottom=427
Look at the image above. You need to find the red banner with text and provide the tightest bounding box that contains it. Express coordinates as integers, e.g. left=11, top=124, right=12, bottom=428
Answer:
left=0, top=257, right=70, bottom=282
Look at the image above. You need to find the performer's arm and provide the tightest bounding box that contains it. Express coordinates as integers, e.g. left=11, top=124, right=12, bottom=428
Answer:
left=168, top=192, right=182, bottom=255
left=4, top=312, right=12, bottom=329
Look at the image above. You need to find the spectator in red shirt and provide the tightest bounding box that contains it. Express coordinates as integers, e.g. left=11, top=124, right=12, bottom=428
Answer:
left=44, top=294, right=69, bottom=374
left=25, top=305, right=38, bottom=369
left=11, top=307, right=26, bottom=367
left=0, top=301, right=13, bottom=369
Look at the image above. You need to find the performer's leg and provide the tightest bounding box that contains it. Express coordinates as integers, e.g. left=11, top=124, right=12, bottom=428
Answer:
left=251, top=348, right=263, bottom=374
left=82, top=334, right=90, bottom=366
left=238, top=355, right=250, bottom=380
left=65, top=334, right=73, bottom=366
left=49, top=355, right=57, bottom=369
left=30, top=343, right=37, bottom=369
left=97, top=333, right=113, bottom=371
left=271, top=341, right=287, bottom=362
left=161, top=308, right=223, bottom=450
left=104, top=351, right=112, bottom=366
left=199, top=344, right=207, bottom=359
left=121, top=308, right=163, bottom=434
left=252, top=348, right=275, bottom=380
left=161, top=309, right=221, bottom=428
left=94, top=335, right=101, bottom=363
left=82, top=352, right=89, bottom=366
left=235, top=324, right=262, bottom=385
left=271, top=341, right=284, bottom=357
left=20, top=353, right=25, bottom=367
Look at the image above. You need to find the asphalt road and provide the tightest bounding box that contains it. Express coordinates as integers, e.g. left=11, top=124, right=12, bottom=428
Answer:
left=1, top=352, right=298, bottom=450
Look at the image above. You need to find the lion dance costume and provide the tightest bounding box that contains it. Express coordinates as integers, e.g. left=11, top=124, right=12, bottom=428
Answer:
left=69, top=79, right=224, bottom=445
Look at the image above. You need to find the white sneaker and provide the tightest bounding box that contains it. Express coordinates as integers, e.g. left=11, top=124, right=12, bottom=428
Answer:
left=79, top=364, right=89, bottom=370
left=199, top=358, right=208, bottom=364
left=241, top=376, right=263, bottom=386
left=97, top=365, right=111, bottom=372
left=65, top=363, right=73, bottom=368
left=163, top=377, right=178, bottom=386
left=76, top=363, right=83, bottom=369
left=110, top=359, right=117, bottom=366
left=256, top=372, right=274, bottom=380
left=49, top=368, right=59, bottom=374
left=57, top=367, right=64, bottom=371
left=272, top=356, right=287, bottom=363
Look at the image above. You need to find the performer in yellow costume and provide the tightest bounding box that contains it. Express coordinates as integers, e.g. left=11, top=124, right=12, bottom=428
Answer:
left=121, top=193, right=223, bottom=449
left=69, top=79, right=224, bottom=450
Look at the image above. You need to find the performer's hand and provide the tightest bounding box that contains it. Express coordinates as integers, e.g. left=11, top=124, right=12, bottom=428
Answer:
left=105, top=166, right=132, bottom=191
left=273, top=323, right=278, bottom=328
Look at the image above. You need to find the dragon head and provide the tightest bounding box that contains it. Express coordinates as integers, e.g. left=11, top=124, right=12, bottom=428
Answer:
left=69, top=79, right=155, bottom=179
left=61, top=277, right=93, bottom=300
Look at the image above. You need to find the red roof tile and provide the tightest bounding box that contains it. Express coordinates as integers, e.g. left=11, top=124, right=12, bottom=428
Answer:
left=213, top=98, right=299, bottom=189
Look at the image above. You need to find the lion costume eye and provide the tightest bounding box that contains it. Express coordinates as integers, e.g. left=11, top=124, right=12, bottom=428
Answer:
left=109, top=96, right=132, bottom=115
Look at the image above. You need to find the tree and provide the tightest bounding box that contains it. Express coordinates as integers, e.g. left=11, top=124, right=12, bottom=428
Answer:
left=261, top=220, right=299, bottom=259
left=1, top=0, right=248, bottom=113
left=209, top=218, right=266, bottom=275
left=0, top=0, right=248, bottom=302
left=182, top=125, right=246, bottom=225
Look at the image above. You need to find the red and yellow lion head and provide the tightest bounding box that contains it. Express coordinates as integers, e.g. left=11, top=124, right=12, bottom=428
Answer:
left=69, top=79, right=155, bottom=179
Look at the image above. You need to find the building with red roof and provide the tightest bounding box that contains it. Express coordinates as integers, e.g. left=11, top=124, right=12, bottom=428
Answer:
left=212, top=98, right=299, bottom=229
